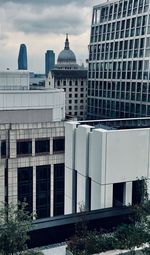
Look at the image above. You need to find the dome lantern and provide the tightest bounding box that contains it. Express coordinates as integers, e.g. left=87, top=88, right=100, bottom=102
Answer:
left=57, top=34, right=76, bottom=64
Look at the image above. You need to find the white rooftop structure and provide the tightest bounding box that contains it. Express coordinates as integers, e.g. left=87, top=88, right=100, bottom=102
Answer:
left=0, top=70, right=29, bottom=90
left=0, top=70, right=65, bottom=123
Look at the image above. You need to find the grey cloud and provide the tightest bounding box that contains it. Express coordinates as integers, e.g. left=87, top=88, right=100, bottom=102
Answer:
left=0, top=0, right=89, bottom=6
left=9, top=3, right=90, bottom=35
left=14, top=17, right=88, bottom=35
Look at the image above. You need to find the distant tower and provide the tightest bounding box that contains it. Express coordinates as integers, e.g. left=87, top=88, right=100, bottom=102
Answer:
left=18, top=44, right=28, bottom=70
left=45, top=50, right=55, bottom=77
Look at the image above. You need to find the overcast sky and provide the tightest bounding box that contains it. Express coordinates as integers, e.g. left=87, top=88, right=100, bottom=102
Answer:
left=0, top=0, right=103, bottom=73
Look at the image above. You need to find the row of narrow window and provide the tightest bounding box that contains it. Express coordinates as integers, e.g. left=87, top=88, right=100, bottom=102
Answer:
left=0, top=138, right=65, bottom=158
left=17, top=137, right=65, bottom=156
left=18, top=164, right=64, bottom=218
left=92, top=0, right=149, bottom=25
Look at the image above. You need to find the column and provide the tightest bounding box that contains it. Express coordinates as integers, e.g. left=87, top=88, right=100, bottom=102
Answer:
left=123, top=182, right=132, bottom=206
left=8, top=164, right=17, bottom=205
left=50, top=138, right=53, bottom=155
left=0, top=165, right=5, bottom=208
left=50, top=164, right=54, bottom=217
left=33, top=166, right=36, bottom=217
left=105, top=184, right=113, bottom=208
left=32, top=139, right=35, bottom=156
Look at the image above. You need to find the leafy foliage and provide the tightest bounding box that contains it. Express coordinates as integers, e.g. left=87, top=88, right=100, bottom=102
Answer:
left=67, top=178, right=150, bottom=255
left=0, top=202, right=33, bottom=255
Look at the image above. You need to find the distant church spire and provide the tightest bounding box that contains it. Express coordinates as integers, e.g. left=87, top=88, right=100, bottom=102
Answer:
left=64, top=33, right=69, bottom=50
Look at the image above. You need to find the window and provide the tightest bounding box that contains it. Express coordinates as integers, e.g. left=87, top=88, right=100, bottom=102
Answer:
left=36, top=165, right=50, bottom=219
left=35, top=139, right=49, bottom=154
left=53, top=137, right=65, bottom=153
left=54, top=164, right=64, bottom=216
left=113, top=182, right=125, bottom=207
left=18, top=167, right=33, bottom=214
left=1, top=140, right=6, bottom=158
left=17, top=140, right=32, bottom=156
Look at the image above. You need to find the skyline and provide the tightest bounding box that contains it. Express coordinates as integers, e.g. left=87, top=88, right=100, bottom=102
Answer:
left=0, top=0, right=103, bottom=73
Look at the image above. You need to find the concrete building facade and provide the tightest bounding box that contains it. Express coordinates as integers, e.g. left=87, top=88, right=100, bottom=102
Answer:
left=0, top=121, right=65, bottom=219
left=0, top=70, right=65, bottom=219
left=65, top=118, right=150, bottom=214
left=88, top=0, right=150, bottom=119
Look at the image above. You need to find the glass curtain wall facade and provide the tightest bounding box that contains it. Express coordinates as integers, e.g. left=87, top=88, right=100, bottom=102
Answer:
left=88, top=0, right=150, bottom=119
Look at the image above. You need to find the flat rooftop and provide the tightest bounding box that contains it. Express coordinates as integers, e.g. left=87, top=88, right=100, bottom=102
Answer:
left=79, top=117, right=150, bottom=130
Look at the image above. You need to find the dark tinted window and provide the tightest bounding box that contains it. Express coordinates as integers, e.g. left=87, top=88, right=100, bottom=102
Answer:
left=54, top=163, right=64, bottom=216
left=36, top=165, right=50, bottom=219
left=35, top=139, right=49, bottom=154
left=17, top=140, right=32, bottom=156
left=53, top=137, right=65, bottom=153
left=18, top=167, right=33, bottom=214
left=1, top=140, right=6, bottom=158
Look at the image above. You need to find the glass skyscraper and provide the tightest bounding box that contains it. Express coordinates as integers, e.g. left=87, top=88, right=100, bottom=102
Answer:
left=45, top=50, right=55, bottom=77
left=87, top=0, right=150, bottom=119
left=18, top=44, right=28, bottom=70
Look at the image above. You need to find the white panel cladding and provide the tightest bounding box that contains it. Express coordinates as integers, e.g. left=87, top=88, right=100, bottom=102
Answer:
left=33, top=166, right=36, bottom=214
left=91, top=180, right=102, bottom=210
left=75, top=125, right=92, bottom=210
left=65, top=121, right=78, bottom=214
left=77, top=173, right=86, bottom=212
left=0, top=109, right=53, bottom=124
left=89, top=129, right=107, bottom=184
left=123, top=182, right=132, bottom=206
left=75, top=125, right=91, bottom=176
left=65, top=121, right=78, bottom=170
left=65, top=167, right=73, bottom=214
left=0, top=71, right=29, bottom=90
left=65, top=121, right=150, bottom=213
left=50, top=164, right=54, bottom=217
left=106, top=129, right=149, bottom=184
left=0, top=89, right=65, bottom=121
left=105, top=184, right=113, bottom=208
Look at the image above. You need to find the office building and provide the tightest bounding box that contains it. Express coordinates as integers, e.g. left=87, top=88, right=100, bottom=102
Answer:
left=18, top=44, right=28, bottom=70
left=65, top=118, right=150, bottom=214
left=87, top=0, right=150, bottom=119
left=45, top=50, right=55, bottom=77
left=0, top=70, right=65, bottom=219
left=46, top=35, right=87, bottom=120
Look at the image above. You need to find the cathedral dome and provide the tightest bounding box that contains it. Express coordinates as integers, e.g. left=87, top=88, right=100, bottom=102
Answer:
left=57, top=34, right=76, bottom=64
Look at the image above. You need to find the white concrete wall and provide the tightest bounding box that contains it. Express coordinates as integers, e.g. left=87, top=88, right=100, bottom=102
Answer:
left=75, top=125, right=91, bottom=212
left=0, top=89, right=65, bottom=121
left=106, top=129, right=149, bottom=184
left=65, top=121, right=78, bottom=214
left=0, top=70, right=29, bottom=90
left=65, top=122, right=150, bottom=213
left=7, top=121, right=65, bottom=213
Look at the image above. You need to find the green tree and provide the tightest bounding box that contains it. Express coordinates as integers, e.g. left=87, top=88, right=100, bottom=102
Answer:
left=0, top=202, right=33, bottom=255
